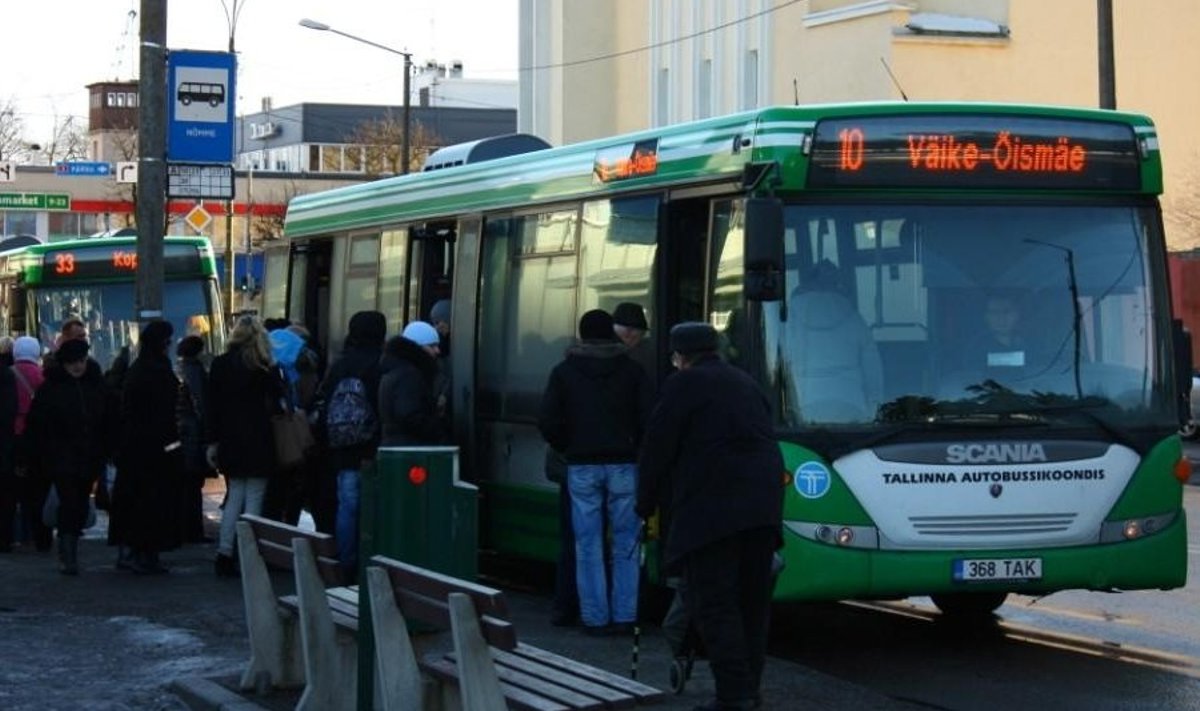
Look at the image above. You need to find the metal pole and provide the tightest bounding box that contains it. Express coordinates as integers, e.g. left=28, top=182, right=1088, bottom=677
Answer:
left=1097, top=0, right=1116, bottom=109
left=402, top=53, right=412, bottom=174
left=136, top=0, right=167, bottom=321
left=225, top=27, right=237, bottom=316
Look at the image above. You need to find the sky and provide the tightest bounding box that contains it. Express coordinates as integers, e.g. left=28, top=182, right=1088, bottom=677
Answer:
left=5, top=0, right=518, bottom=145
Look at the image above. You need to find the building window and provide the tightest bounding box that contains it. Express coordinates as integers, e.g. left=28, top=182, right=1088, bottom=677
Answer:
left=698, top=59, right=713, bottom=119
left=126, top=93, right=138, bottom=107
left=107, top=93, right=117, bottom=107
left=743, top=50, right=759, bottom=110
left=656, top=67, right=670, bottom=126
left=308, top=144, right=320, bottom=172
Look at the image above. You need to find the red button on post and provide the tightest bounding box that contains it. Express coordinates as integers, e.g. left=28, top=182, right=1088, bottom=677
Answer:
left=408, top=465, right=428, bottom=485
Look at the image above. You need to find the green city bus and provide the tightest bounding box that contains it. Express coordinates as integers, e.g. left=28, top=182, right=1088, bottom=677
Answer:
left=269, top=103, right=1188, bottom=616
left=0, top=235, right=226, bottom=368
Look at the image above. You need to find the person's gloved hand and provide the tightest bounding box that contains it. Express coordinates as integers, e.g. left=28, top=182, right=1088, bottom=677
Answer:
left=205, top=444, right=219, bottom=470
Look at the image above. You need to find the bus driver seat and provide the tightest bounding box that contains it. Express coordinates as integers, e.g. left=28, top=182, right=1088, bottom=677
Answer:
left=785, top=260, right=884, bottom=423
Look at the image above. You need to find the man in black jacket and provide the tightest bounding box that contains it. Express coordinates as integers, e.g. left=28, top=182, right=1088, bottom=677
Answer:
left=637, top=322, right=784, bottom=711
left=539, top=309, right=654, bottom=636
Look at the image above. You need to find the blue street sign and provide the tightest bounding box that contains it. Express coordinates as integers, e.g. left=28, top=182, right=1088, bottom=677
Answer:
left=55, top=161, right=112, bottom=177
left=167, top=49, right=236, bottom=164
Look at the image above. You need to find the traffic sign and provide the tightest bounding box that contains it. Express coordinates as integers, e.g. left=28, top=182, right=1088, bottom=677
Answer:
left=184, top=205, right=212, bottom=233
left=0, top=162, right=13, bottom=182
left=166, top=162, right=234, bottom=199
left=167, top=49, right=236, bottom=163
left=0, top=193, right=70, bottom=211
left=55, top=161, right=112, bottom=177
left=117, top=161, right=138, bottom=183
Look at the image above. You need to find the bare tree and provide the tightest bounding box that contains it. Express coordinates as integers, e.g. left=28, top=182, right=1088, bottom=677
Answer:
left=347, top=116, right=442, bottom=176
left=36, top=114, right=89, bottom=165
left=0, top=99, right=28, bottom=160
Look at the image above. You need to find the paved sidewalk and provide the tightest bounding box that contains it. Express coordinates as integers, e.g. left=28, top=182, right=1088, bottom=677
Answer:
left=0, top=481, right=917, bottom=710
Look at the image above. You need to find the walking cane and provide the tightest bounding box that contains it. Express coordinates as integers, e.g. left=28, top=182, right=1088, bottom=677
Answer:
left=631, top=521, right=646, bottom=679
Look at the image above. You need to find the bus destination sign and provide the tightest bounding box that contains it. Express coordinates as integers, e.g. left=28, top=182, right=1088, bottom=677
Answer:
left=594, top=139, right=660, bottom=183
left=40, top=243, right=203, bottom=283
left=807, top=115, right=1142, bottom=190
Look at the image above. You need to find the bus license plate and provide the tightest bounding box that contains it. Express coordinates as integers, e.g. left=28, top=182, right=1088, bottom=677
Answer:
left=953, top=558, right=1042, bottom=582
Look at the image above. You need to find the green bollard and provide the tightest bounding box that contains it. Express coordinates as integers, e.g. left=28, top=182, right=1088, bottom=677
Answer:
left=357, top=446, right=479, bottom=709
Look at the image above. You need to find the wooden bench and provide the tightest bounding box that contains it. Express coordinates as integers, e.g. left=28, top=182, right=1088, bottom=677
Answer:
left=365, top=554, right=665, bottom=710
left=235, top=514, right=357, bottom=711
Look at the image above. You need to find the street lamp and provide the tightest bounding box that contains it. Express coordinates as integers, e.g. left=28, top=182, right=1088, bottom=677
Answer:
left=299, top=18, right=412, bottom=174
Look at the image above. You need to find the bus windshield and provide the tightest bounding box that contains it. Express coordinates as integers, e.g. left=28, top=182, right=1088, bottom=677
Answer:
left=34, top=279, right=220, bottom=370
left=760, top=203, right=1174, bottom=432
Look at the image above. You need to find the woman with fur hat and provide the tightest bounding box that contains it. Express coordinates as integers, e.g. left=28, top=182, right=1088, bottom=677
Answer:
left=25, top=338, right=115, bottom=574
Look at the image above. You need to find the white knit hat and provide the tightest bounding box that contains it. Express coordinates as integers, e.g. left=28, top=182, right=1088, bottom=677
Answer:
left=13, top=336, right=41, bottom=363
left=402, top=321, right=440, bottom=347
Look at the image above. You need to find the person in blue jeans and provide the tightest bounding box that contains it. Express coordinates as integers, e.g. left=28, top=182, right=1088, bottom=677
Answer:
left=316, top=310, right=386, bottom=581
left=539, top=309, right=654, bottom=636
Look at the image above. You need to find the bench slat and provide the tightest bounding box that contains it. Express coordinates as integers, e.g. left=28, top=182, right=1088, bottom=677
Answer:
left=420, top=656, right=571, bottom=711
left=513, top=643, right=665, bottom=704
left=490, top=648, right=636, bottom=709
left=241, top=514, right=343, bottom=586
left=371, top=554, right=509, bottom=618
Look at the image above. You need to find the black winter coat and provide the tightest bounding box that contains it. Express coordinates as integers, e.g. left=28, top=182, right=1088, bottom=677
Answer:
left=112, top=350, right=183, bottom=551
left=176, top=356, right=210, bottom=476
left=538, top=341, right=653, bottom=464
left=206, top=347, right=282, bottom=478
left=636, top=354, right=784, bottom=566
left=378, top=338, right=446, bottom=446
left=26, top=360, right=114, bottom=482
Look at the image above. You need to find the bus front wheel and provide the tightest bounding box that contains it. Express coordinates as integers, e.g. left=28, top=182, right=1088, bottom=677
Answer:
left=930, top=592, right=1008, bottom=618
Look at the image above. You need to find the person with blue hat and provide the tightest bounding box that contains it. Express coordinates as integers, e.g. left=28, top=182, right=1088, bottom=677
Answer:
left=377, top=321, right=448, bottom=446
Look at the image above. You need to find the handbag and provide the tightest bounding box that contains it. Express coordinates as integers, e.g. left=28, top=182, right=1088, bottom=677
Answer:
left=272, top=404, right=315, bottom=469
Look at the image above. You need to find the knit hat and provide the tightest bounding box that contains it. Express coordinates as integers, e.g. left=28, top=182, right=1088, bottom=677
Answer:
left=176, top=335, right=205, bottom=359
left=13, top=336, right=40, bottom=363
left=139, top=320, right=175, bottom=355
left=347, top=311, right=387, bottom=349
left=669, top=322, right=718, bottom=355
left=57, top=338, right=90, bottom=364
left=429, top=299, right=452, bottom=326
left=402, top=321, right=441, bottom=347
left=613, top=302, right=649, bottom=331
left=578, top=309, right=616, bottom=341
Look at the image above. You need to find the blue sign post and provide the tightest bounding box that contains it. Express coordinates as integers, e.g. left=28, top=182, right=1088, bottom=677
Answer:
left=166, top=50, right=237, bottom=163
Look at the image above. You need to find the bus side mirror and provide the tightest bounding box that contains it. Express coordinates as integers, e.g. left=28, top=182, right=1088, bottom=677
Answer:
left=744, top=197, right=784, bottom=302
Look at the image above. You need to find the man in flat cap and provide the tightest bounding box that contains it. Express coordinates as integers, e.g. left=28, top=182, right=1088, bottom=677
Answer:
left=637, top=322, right=783, bottom=711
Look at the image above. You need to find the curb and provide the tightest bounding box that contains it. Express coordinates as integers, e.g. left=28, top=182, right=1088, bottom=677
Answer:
left=170, top=677, right=272, bottom=711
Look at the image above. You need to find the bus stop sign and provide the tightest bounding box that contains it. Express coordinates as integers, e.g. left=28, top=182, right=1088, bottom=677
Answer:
left=166, top=49, right=236, bottom=163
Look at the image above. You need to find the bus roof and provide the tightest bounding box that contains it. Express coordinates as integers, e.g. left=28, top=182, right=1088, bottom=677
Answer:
left=283, top=102, right=1160, bottom=239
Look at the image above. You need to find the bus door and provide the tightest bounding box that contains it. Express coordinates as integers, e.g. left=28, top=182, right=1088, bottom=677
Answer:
left=289, top=239, right=333, bottom=358
left=407, top=219, right=456, bottom=324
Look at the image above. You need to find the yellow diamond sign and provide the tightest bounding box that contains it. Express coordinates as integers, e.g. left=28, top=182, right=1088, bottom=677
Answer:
left=184, top=204, right=212, bottom=233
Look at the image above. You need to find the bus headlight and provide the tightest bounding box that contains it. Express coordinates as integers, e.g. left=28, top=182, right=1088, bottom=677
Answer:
left=786, top=521, right=878, bottom=549
left=836, top=527, right=855, bottom=546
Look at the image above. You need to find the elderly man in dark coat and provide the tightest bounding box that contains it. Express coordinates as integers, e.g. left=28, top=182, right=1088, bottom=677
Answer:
left=113, top=320, right=183, bottom=574
left=637, top=322, right=784, bottom=711
left=378, top=321, right=446, bottom=446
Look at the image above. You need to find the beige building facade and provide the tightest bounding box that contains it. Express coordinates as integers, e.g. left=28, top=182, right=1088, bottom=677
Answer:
left=523, top=0, right=1200, bottom=249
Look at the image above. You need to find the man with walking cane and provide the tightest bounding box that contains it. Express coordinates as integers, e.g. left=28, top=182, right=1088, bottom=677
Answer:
left=637, top=322, right=784, bottom=711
